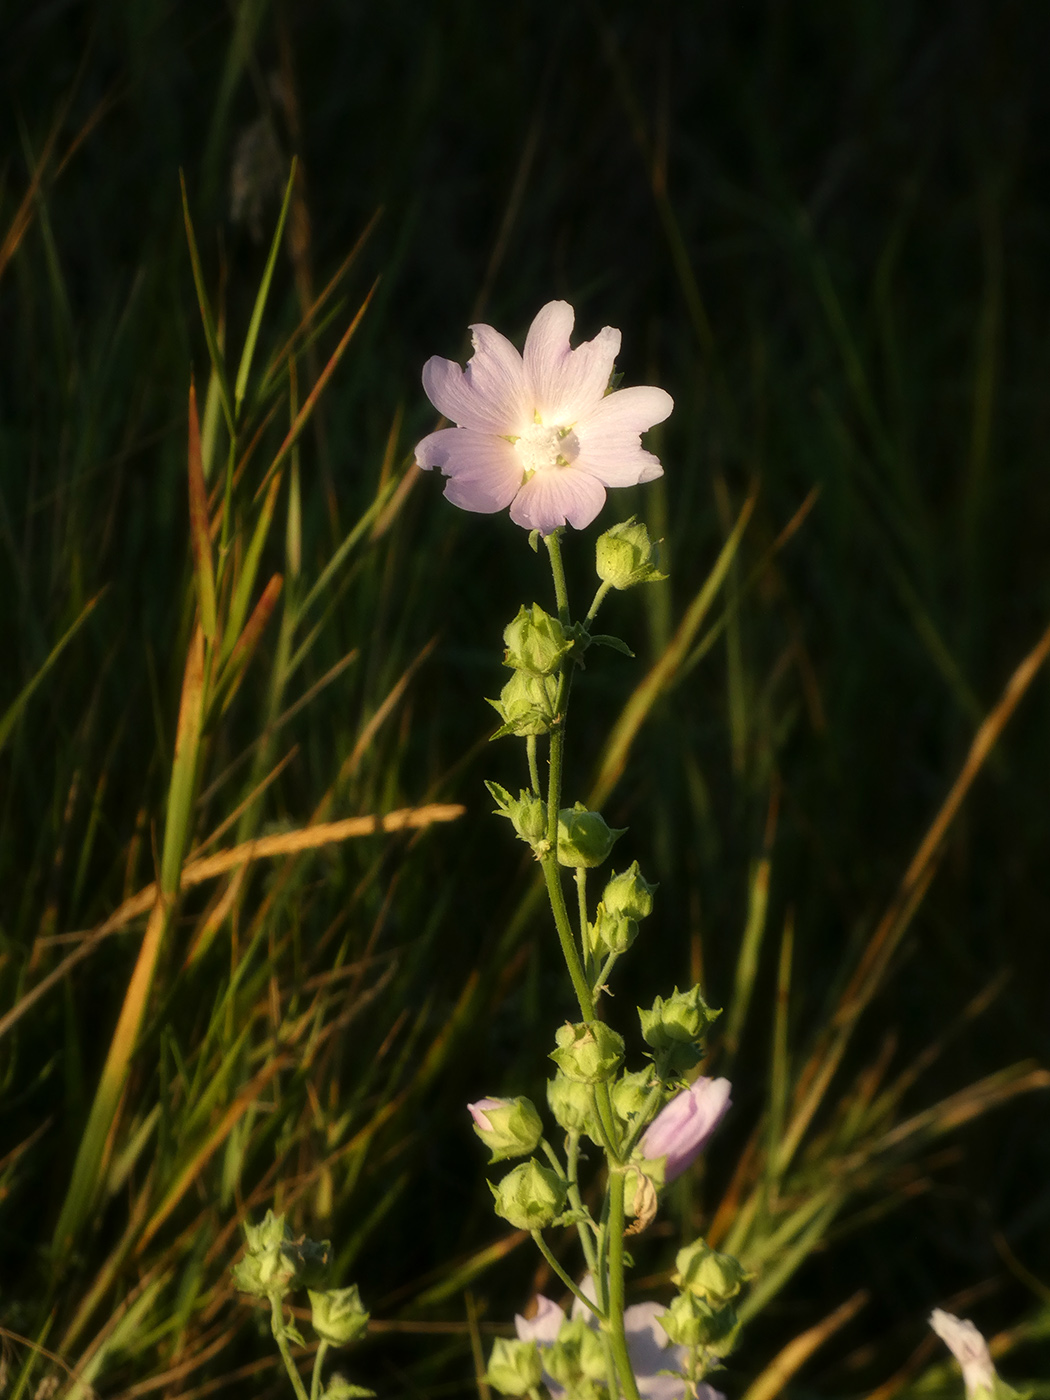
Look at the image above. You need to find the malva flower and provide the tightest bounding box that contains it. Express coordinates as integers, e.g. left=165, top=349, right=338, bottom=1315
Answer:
left=514, top=1289, right=725, bottom=1400
left=929, top=1310, right=999, bottom=1400
left=415, top=300, right=673, bottom=535
left=641, top=1076, right=732, bottom=1182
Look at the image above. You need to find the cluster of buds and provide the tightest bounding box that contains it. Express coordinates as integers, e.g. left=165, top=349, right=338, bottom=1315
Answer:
left=660, top=1238, right=748, bottom=1365
left=231, top=1210, right=331, bottom=1299
left=596, top=518, right=667, bottom=591
left=588, top=862, right=656, bottom=958
left=489, top=603, right=572, bottom=738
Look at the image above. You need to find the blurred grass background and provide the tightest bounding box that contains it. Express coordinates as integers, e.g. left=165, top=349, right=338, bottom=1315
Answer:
left=1, top=1, right=1049, bottom=1397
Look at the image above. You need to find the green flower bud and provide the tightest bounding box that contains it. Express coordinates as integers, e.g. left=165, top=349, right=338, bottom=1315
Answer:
left=320, top=1377, right=376, bottom=1400
left=489, top=670, right=559, bottom=737
left=639, top=986, right=719, bottom=1052
left=659, top=1291, right=738, bottom=1350
left=489, top=1159, right=567, bottom=1231
left=486, top=782, right=549, bottom=851
left=556, top=803, right=625, bottom=869
left=611, top=1067, right=658, bottom=1126
left=546, top=1317, right=608, bottom=1388
left=589, top=904, right=637, bottom=958
left=550, top=1021, right=624, bottom=1084
left=468, top=1096, right=544, bottom=1162
left=308, top=1285, right=370, bottom=1345
left=547, top=1073, right=599, bottom=1135
left=602, top=862, right=656, bottom=921
left=485, top=1337, right=544, bottom=1395
left=673, top=1238, right=749, bottom=1306
left=596, top=518, right=667, bottom=590
left=503, top=604, right=573, bottom=676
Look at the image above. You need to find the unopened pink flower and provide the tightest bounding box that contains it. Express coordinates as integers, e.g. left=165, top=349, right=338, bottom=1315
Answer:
left=929, top=1310, right=998, bottom=1399
left=416, top=301, right=673, bottom=536
left=466, top=1097, right=504, bottom=1132
left=641, top=1077, right=731, bottom=1182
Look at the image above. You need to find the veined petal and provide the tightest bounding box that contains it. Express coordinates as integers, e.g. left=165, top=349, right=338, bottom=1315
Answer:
left=467, top=323, right=531, bottom=430
left=422, top=350, right=517, bottom=434
left=574, top=442, right=665, bottom=488
left=577, top=384, right=674, bottom=437
left=509, top=468, right=606, bottom=535
left=415, top=428, right=523, bottom=514
left=524, top=301, right=622, bottom=422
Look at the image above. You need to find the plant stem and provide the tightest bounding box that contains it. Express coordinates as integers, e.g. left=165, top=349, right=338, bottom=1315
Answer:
left=310, top=1339, right=330, bottom=1400
left=541, top=853, right=595, bottom=1022
left=585, top=579, right=613, bottom=625
left=565, top=1133, right=600, bottom=1280
left=575, top=867, right=590, bottom=978
left=530, top=1230, right=607, bottom=1321
left=526, top=734, right=541, bottom=795
left=606, top=1171, right=642, bottom=1400
left=269, top=1295, right=310, bottom=1400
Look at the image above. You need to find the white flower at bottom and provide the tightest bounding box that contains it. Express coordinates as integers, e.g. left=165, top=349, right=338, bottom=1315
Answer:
left=929, top=1309, right=998, bottom=1400
left=415, top=301, right=673, bottom=536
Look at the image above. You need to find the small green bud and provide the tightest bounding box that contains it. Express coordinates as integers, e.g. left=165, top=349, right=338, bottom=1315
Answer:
left=489, top=1159, right=567, bottom=1231
left=602, top=862, right=656, bottom=921
left=547, top=1073, right=599, bottom=1135
left=320, top=1378, right=376, bottom=1400
left=546, top=1317, right=608, bottom=1389
left=611, top=1067, right=658, bottom=1125
left=673, top=1238, right=749, bottom=1306
left=596, top=517, right=667, bottom=590
left=468, top=1096, right=544, bottom=1162
left=308, top=1285, right=370, bottom=1345
left=485, top=1337, right=544, bottom=1395
left=503, top=604, right=573, bottom=676
left=658, top=1291, right=737, bottom=1349
left=589, top=905, right=637, bottom=958
left=556, top=803, right=625, bottom=869
left=639, top=986, right=719, bottom=1052
left=550, top=1021, right=624, bottom=1084
left=486, top=783, right=548, bottom=851
left=488, top=670, right=559, bottom=737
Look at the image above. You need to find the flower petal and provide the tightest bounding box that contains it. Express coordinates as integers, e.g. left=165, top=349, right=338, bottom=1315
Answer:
left=574, top=442, right=665, bottom=488
left=515, top=1295, right=565, bottom=1345
left=467, top=323, right=531, bottom=430
left=509, top=468, right=606, bottom=534
left=415, top=428, right=523, bottom=514
left=573, top=385, right=673, bottom=485
left=524, top=301, right=622, bottom=423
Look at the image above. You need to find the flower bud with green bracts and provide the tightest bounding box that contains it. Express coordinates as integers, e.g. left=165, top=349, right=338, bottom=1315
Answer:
left=556, top=803, right=625, bottom=868
left=490, top=1159, right=567, bottom=1231
left=550, top=1021, right=624, bottom=1084
left=503, top=603, right=574, bottom=676
left=596, top=517, right=667, bottom=590
left=467, top=1096, right=544, bottom=1162
left=308, top=1285, right=370, bottom=1346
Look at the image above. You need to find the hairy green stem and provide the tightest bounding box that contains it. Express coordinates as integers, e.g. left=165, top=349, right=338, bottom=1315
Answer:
left=269, top=1295, right=310, bottom=1400
left=606, top=1171, right=642, bottom=1400
left=585, top=578, right=613, bottom=625
left=310, top=1339, right=330, bottom=1400
left=575, top=867, right=591, bottom=977
left=526, top=734, right=541, bottom=795
left=541, top=853, right=595, bottom=1022
left=530, top=1230, right=607, bottom=1320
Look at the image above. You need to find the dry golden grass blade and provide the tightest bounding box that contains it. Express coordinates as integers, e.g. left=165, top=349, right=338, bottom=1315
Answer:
left=0, top=803, right=464, bottom=1044
left=780, top=612, right=1050, bottom=1172
left=740, top=1291, right=869, bottom=1400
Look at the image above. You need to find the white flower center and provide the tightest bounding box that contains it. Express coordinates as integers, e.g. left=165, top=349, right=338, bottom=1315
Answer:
left=514, top=421, right=580, bottom=478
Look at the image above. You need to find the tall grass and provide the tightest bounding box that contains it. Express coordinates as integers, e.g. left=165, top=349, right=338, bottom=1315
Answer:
left=1, top=3, right=1049, bottom=1398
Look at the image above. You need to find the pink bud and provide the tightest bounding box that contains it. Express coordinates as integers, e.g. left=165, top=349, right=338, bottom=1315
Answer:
left=467, top=1097, right=507, bottom=1133
left=641, top=1077, right=731, bottom=1181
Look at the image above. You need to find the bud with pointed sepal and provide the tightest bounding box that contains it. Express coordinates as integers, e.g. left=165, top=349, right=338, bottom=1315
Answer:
left=486, top=782, right=548, bottom=851
left=596, top=517, right=667, bottom=590
left=547, top=1073, right=600, bottom=1137
left=673, top=1238, right=749, bottom=1306
left=308, top=1285, right=370, bottom=1345
left=488, top=670, right=559, bottom=738
left=490, top=1159, right=567, bottom=1231
left=557, top=804, right=625, bottom=869
left=503, top=603, right=573, bottom=676
left=485, top=1337, right=544, bottom=1396
left=550, top=1021, right=624, bottom=1084
left=467, top=1096, right=544, bottom=1162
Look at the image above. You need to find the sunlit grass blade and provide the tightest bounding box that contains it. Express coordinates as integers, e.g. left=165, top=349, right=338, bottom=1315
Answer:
left=233, top=159, right=297, bottom=419
left=180, top=171, right=234, bottom=436
left=187, top=381, right=218, bottom=643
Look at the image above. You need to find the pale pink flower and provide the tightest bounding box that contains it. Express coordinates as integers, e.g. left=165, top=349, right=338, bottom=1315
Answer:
left=929, top=1310, right=998, bottom=1399
left=515, top=1289, right=725, bottom=1400
left=415, top=301, right=673, bottom=535
left=641, top=1077, right=732, bottom=1182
